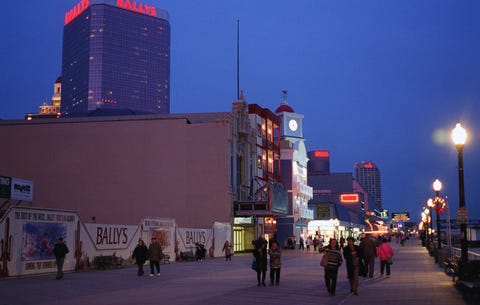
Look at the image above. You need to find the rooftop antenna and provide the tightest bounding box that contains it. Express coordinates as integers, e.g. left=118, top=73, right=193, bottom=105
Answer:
left=236, top=19, right=240, bottom=100
left=281, top=89, right=288, bottom=104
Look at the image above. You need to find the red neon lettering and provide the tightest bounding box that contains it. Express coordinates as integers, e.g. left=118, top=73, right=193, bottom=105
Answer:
left=65, top=0, right=90, bottom=25
left=314, top=150, right=329, bottom=158
left=145, top=5, right=152, bottom=15
left=340, top=194, right=359, bottom=203
left=134, top=3, right=145, bottom=14
left=364, top=162, right=373, bottom=169
left=118, top=0, right=157, bottom=17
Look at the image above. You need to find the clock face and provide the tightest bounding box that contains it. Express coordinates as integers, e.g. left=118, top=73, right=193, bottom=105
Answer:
left=288, top=119, right=298, bottom=132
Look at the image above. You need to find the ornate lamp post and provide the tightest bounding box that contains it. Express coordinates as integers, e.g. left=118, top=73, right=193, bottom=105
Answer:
left=421, top=211, right=427, bottom=247
left=423, top=207, right=430, bottom=249
left=427, top=198, right=435, bottom=247
left=451, top=122, right=468, bottom=263
left=432, top=179, right=444, bottom=249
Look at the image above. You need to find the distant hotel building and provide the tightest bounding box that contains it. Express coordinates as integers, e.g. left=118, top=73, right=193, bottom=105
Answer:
left=307, top=150, right=367, bottom=240
left=355, top=161, right=382, bottom=211
left=61, top=0, right=170, bottom=116
left=25, top=77, right=62, bottom=120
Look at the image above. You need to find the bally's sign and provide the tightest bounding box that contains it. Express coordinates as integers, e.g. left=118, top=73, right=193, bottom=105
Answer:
left=65, top=0, right=157, bottom=25
left=84, top=223, right=137, bottom=250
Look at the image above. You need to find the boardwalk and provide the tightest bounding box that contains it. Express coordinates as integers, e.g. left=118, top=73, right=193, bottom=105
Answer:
left=0, top=240, right=476, bottom=305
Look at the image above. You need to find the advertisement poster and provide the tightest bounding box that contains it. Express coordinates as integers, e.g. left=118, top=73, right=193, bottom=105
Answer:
left=22, top=222, right=66, bottom=261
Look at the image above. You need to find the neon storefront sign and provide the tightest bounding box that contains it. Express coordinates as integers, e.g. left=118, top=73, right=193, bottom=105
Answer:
left=340, top=193, right=359, bottom=203
left=65, top=0, right=157, bottom=25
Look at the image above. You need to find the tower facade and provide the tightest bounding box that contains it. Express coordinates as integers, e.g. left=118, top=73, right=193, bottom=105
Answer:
left=61, top=0, right=170, bottom=116
left=25, top=77, right=62, bottom=120
left=355, top=161, right=382, bottom=211
left=275, top=91, right=313, bottom=246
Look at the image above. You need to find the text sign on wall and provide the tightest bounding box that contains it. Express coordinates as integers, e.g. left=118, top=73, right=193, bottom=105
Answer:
left=11, top=178, right=33, bottom=201
left=84, top=223, right=137, bottom=250
left=0, top=176, right=11, bottom=199
left=177, top=228, right=212, bottom=251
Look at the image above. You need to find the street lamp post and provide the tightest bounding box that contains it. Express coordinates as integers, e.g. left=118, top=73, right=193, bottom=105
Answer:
left=427, top=199, right=434, bottom=248
left=423, top=207, right=431, bottom=250
left=433, top=179, right=442, bottom=249
left=452, top=122, right=468, bottom=263
left=421, top=211, right=428, bottom=247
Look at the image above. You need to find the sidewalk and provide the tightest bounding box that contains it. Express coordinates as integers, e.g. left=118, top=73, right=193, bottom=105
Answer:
left=0, top=240, right=475, bottom=305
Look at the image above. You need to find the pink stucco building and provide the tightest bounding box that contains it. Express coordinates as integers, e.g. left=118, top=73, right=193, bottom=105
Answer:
left=0, top=100, right=254, bottom=230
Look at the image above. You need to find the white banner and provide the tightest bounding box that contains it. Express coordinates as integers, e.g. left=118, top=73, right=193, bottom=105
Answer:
left=177, top=227, right=212, bottom=252
left=84, top=223, right=138, bottom=250
left=11, top=178, right=33, bottom=201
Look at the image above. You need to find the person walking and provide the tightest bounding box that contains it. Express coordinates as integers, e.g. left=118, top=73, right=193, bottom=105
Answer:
left=305, top=236, right=312, bottom=251
left=132, top=239, right=148, bottom=276
left=313, top=236, right=319, bottom=252
left=299, top=236, right=305, bottom=250
left=268, top=240, right=281, bottom=285
left=359, top=234, right=376, bottom=278
left=148, top=237, right=162, bottom=276
left=376, top=237, right=394, bottom=277
left=254, top=237, right=268, bottom=286
left=343, top=237, right=360, bottom=295
left=53, top=237, right=69, bottom=280
left=222, top=240, right=232, bottom=261
left=322, top=238, right=343, bottom=296
left=339, top=236, right=345, bottom=249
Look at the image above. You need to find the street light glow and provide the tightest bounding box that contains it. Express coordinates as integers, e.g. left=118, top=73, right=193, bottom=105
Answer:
left=451, top=123, right=467, bottom=146
left=433, top=179, right=442, bottom=192
left=427, top=198, right=434, bottom=208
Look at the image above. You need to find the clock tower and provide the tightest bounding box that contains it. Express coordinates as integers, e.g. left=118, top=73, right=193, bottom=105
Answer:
left=275, top=90, right=304, bottom=140
left=275, top=90, right=313, bottom=248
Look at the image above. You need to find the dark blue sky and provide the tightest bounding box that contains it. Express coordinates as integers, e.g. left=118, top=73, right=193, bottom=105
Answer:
left=2, top=0, right=479, bottom=221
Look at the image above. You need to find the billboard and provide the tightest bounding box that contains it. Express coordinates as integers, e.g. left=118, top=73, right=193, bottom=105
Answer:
left=0, top=176, right=11, bottom=199
left=0, top=176, right=33, bottom=201
left=11, top=178, right=33, bottom=201
left=392, top=212, right=410, bottom=222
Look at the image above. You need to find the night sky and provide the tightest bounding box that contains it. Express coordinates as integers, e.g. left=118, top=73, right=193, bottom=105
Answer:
left=1, top=0, right=479, bottom=222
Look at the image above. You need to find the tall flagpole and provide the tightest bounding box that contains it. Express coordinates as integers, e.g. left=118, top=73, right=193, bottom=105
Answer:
left=237, top=19, right=240, bottom=100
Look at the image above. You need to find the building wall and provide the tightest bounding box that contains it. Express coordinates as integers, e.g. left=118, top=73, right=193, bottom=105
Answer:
left=0, top=116, right=231, bottom=227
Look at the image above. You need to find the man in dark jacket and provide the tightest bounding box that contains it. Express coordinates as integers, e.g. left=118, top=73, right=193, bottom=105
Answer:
left=254, top=235, right=268, bottom=286
left=132, top=239, right=149, bottom=276
left=359, top=234, right=376, bottom=278
left=148, top=237, right=162, bottom=276
left=53, top=237, right=69, bottom=280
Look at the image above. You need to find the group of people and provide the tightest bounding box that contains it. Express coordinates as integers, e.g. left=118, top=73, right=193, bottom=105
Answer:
left=298, top=235, right=322, bottom=251
left=132, top=237, right=164, bottom=276
left=252, top=235, right=282, bottom=286
left=320, top=235, right=394, bottom=296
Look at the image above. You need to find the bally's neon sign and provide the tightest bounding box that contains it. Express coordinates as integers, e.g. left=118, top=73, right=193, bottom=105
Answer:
left=65, top=0, right=157, bottom=25
left=117, top=0, right=157, bottom=17
left=65, top=0, right=89, bottom=25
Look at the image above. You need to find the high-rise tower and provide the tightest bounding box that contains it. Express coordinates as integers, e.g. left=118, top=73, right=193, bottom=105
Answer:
left=355, top=161, right=382, bottom=211
left=61, top=0, right=170, bottom=116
